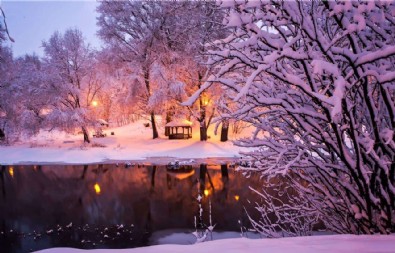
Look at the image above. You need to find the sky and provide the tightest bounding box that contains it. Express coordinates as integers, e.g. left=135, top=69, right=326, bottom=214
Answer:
left=1, top=0, right=102, bottom=57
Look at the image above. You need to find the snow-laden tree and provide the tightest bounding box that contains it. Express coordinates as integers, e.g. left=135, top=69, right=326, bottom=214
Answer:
left=202, top=1, right=394, bottom=234
left=179, top=2, right=226, bottom=141
left=0, top=8, right=48, bottom=142
left=0, top=6, right=14, bottom=141
left=98, top=1, right=225, bottom=140
left=0, top=54, right=47, bottom=143
left=11, top=55, right=49, bottom=138
left=97, top=1, right=173, bottom=139
left=87, top=48, right=136, bottom=126
left=0, top=46, right=15, bottom=142
left=42, top=29, right=97, bottom=143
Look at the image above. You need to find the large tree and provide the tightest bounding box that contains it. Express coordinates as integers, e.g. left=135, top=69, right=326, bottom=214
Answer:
left=0, top=7, right=13, bottom=141
left=42, top=29, right=97, bottom=143
left=97, top=1, right=170, bottom=139
left=97, top=1, right=225, bottom=140
left=202, top=1, right=395, bottom=234
left=0, top=46, right=15, bottom=142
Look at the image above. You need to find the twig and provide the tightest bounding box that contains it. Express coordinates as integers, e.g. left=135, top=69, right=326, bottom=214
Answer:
left=0, top=7, right=15, bottom=42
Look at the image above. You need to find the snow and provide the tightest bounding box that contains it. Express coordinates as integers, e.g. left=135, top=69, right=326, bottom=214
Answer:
left=331, top=77, right=346, bottom=123
left=165, top=119, right=193, bottom=127
left=0, top=119, right=251, bottom=165
left=311, top=60, right=340, bottom=76
left=34, top=234, right=395, bottom=253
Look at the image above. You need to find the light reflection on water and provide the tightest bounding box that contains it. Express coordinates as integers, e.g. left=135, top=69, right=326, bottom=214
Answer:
left=0, top=163, right=262, bottom=253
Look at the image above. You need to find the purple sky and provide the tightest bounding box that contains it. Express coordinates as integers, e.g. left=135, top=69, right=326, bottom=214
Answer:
left=2, top=0, right=102, bottom=57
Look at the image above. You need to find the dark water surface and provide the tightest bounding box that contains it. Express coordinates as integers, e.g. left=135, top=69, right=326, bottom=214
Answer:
left=0, top=163, right=262, bottom=253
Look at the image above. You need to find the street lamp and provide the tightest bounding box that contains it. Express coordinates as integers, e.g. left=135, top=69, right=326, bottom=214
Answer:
left=92, top=100, right=98, bottom=107
left=202, top=94, right=209, bottom=107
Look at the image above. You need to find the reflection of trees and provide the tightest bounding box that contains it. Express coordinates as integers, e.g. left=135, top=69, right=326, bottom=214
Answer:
left=1, top=163, right=265, bottom=252
left=219, top=164, right=229, bottom=202
left=199, top=164, right=215, bottom=195
left=150, top=166, right=156, bottom=189
left=80, top=165, right=88, bottom=180
left=0, top=165, right=23, bottom=253
left=1, top=166, right=5, bottom=198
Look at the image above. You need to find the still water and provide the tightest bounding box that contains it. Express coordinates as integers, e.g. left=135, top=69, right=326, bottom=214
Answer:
left=0, top=163, right=262, bottom=252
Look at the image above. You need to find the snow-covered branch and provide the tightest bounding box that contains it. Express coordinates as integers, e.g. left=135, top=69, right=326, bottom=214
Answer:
left=211, top=0, right=395, bottom=235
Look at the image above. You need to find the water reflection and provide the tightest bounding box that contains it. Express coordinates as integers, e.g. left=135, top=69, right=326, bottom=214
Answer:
left=8, top=167, right=14, bottom=178
left=0, top=163, right=261, bottom=253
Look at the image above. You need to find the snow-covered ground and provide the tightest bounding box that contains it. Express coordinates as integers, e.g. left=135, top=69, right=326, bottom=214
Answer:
left=35, top=235, right=395, bottom=253
left=0, top=120, right=251, bottom=165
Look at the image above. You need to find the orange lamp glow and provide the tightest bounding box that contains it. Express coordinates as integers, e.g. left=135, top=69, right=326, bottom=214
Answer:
left=234, top=195, right=240, bottom=201
left=9, top=167, right=14, bottom=178
left=201, top=94, right=209, bottom=106
left=92, top=101, right=98, bottom=107
left=204, top=189, right=209, bottom=197
left=94, top=183, right=101, bottom=194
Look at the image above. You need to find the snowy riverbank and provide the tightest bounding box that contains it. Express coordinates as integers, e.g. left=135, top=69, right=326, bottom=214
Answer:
left=35, top=234, right=395, bottom=253
left=0, top=120, right=251, bottom=165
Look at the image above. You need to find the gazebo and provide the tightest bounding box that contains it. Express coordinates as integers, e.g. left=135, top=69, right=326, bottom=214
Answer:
left=165, top=119, right=193, bottom=139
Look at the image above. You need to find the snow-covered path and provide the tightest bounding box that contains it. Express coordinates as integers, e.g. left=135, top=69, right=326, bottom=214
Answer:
left=35, top=235, right=395, bottom=253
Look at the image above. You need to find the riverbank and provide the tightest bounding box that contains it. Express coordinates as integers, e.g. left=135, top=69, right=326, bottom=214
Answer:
left=0, top=120, right=251, bottom=165
left=35, top=234, right=395, bottom=253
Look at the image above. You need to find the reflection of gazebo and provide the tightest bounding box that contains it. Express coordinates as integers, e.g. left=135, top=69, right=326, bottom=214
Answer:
left=165, top=119, right=193, bottom=139
left=167, top=165, right=195, bottom=180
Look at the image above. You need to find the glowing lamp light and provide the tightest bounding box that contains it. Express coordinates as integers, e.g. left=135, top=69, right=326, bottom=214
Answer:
left=9, top=167, right=14, bottom=178
left=202, top=94, right=209, bottom=106
left=94, top=183, right=101, bottom=194
left=204, top=189, right=209, bottom=197
left=234, top=195, right=240, bottom=201
left=92, top=101, right=98, bottom=107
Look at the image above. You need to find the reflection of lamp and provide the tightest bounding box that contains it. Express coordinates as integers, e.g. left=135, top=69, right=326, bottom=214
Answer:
left=94, top=183, right=101, bottom=194
left=234, top=195, right=240, bottom=201
left=92, top=100, right=98, bottom=107
left=9, top=167, right=14, bottom=178
left=204, top=189, right=209, bottom=197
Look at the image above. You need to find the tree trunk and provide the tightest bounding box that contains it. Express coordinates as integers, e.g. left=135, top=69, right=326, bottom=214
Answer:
left=0, top=128, right=5, bottom=140
left=199, top=100, right=207, bottom=141
left=164, top=111, right=172, bottom=136
left=150, top=112, right=159, bottom=139
left=166, top=109, right=173, bottom=123
left=82, top=126, right=90, bottom=143
left=220, top=120, right=229, bottom=142
left=143, top=68, right=158, bottom=139
left=200, top=125, right=207, bottom=141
